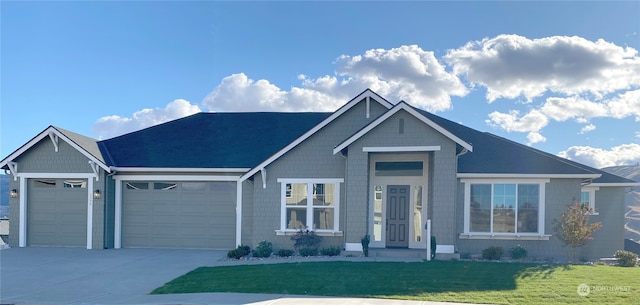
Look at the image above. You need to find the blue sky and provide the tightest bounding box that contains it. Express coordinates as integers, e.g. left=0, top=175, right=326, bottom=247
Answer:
left=2, top=1, right=639, bottom=169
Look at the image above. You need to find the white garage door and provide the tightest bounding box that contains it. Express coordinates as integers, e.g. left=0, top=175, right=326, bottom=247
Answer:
left=122, top=181, right=236, bottom=249
left=28, top=179, right=87, bottom=247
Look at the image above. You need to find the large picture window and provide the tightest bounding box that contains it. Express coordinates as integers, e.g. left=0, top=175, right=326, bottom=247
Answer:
left=279, top=179, right=342, bottom=232
left=467, top=181, right=543, bottom=235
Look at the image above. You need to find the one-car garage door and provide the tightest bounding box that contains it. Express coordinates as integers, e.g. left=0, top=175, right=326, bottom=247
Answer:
left=122, top=181, right=236, bottom=249
left=28, top=178, right=87, bottom=247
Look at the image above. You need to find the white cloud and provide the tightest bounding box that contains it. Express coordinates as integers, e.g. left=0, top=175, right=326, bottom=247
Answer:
left=203, top=45, right=468, bottom=113
left=486, top=109, right=549, bottom=144
left=92, top=99, right=201, bottom=139
left=558, top=143, right=640, bottom=168
left=579, top=124, right=596, bottom=134
left=540, top=97, right=608, bottom=122
left=444, top=34, right=640, bottom=102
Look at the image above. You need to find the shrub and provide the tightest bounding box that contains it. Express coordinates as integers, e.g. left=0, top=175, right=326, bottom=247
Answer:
left=361, top=234, right=370, bottom=257
left=298, top=247, right=318, bottom=257
left=614, top=250, right=638, bottom=267
left=227, top=245, right=251, bottom=259
left=253, top=240, right=273, bottom=258
left=509, top=244, right=528, bottom=260
left=320, top=246, right=341, bottom=256
left=482, top=246, right=504, bottom=260
left=276, top=249, right=295, bottom=257
left=430, top=236, right=437, bottom=260
left=291, top=229, right=322, bottom=249
left=552, top=199, right=602, bottom=261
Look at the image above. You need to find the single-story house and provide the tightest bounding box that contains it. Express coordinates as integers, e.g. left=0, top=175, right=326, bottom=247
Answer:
left=2, top=89, right=638, bottom=260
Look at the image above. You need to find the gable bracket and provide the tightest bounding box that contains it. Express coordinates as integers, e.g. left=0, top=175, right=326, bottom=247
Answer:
left=260, top=168, right=267, bottom=189
left=7, top=162, right=18, bottom=181
left=88, top=161, right=100, bottom=181
left=48, top=132, right=59, bottom=152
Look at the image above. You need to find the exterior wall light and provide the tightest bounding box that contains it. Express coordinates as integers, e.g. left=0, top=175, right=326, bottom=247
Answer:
left=10, top=189, right=18, bottom=198
left=93, top=189, right=101, bottom=199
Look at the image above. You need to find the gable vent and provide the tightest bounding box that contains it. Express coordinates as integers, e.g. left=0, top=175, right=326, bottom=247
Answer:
left=399, top=118, right=405, bottom=134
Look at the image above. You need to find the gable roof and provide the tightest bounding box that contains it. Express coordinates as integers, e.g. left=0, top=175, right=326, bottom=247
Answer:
left=333, top=101, right=473, bottom=154
left=99, top=112, right=332, bottom=169
left=0, top=126, right=110, bottom=172
left=238, top=89, right=394, bottom=181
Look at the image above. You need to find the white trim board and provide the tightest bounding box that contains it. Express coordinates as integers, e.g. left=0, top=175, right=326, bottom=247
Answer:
left=333, top=102, right=473, bottom=154
left=110, top=167, right=250, bottom=173
left=458, top=173, right=601, bottom=179
left=113, top=175, right=240, bottom=182
left=17, top=173, right=97, bottom=249
left=0, top=126, right=110, bottom=173
left=240, top=89, right=393, bottom=183
left=363, top=146, right=441, bottom=152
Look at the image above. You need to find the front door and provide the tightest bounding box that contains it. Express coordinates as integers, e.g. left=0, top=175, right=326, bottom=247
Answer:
left=386, top=185, right=409, bottom=248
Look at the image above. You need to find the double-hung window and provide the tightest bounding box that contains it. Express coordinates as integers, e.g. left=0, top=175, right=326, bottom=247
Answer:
left=463, top=179, right=548, bottom=238
left=278, top=179, right=343, bottom=232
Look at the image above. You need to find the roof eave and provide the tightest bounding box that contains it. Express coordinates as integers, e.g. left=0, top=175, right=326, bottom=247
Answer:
left=240, top=89, right=394, bottom=182
left=457, top=173, right=602, bottom=179
left=333, top=102, right=473, bottom=155
left=110, top=167, right=250, bottom=173
left=0, top=126, right=110, bottom=173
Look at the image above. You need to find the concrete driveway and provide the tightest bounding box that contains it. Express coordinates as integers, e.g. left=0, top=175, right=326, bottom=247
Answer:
left=0, top=247, right=477, bottom=305
left=0, top=247, right=232, bottom=304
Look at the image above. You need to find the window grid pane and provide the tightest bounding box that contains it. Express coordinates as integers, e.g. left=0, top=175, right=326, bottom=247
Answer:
left=283, top=181, right=339, bottom=231
left=470, top=184, right=491, bottom=232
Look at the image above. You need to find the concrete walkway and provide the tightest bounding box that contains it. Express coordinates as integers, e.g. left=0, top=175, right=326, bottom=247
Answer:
left=0, top=247, right=485, bottom=305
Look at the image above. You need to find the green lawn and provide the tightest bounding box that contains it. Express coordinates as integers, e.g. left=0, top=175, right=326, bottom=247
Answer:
left=152, top=261, right=639, bottom=305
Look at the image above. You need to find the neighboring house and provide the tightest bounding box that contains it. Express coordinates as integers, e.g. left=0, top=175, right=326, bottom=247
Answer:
left=1, top=89, right=638, bottom=260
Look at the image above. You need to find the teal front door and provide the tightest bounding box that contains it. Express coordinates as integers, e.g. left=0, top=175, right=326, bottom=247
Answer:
left=386, top=185, right=409, bottom=248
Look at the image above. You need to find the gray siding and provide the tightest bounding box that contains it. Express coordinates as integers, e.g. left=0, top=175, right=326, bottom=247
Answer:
left=345, top=110, right=458, bottom=245
left=249, top=99, right=389, bottom=250
left=579, top=186, right=626, bottom=259
left=8, top=175, right=19, bottom=247
left=16, top=138, right=95, bottom=174
left=241, top=180, right=254, bottom=246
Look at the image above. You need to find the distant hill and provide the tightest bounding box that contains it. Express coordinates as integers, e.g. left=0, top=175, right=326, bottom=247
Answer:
left=0, top=174, right=8, bottom=218
left=601, top=165, right=640, bottom=241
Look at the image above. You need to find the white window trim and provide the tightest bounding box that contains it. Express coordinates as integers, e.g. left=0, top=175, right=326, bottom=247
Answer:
left=581, top=186, right=600, bottom=215
left=277, top=178, right=343, bottom=233
left=461, top=178, right=549, bottom=240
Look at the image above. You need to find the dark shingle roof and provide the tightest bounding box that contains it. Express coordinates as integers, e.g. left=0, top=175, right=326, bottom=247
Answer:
left=99, top=112, right=331, bottom=168
left=413, top=108, right=635, bottom=184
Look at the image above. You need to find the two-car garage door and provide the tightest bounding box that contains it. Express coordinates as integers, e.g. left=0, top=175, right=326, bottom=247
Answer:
left=122, top=181, right=236, bottom=249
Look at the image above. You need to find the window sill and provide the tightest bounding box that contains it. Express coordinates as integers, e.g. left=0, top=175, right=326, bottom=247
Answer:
left=275, top=230, right=343, bottom=237
left=459, top=233, right=550, bottom=240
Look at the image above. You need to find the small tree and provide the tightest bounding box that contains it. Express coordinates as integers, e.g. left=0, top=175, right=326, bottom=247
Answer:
left=552, top=199, right=602, bottom=261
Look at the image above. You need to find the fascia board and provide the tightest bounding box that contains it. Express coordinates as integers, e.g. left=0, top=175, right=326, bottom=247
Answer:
left=457, top=173, right=602, bottom=179
left=239, top=90, right=393, bottom=182
left=0, top=127, right=110, bottom=173
left=333, top=103, right=473, bottom=154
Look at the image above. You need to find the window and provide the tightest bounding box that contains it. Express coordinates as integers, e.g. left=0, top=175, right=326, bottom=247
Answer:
left=375, top=161, right=423, bottom=176
left=63, top=180, right=87, bottom=188
left=153, top=182, right=177, bottom=190
left=467, top=181, right=544, bottom=235
left=581, top=186, right=599, bottom=215
left=126, top=182, right=149, bottom=190
left=279, top=179, right=343, bottom=232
